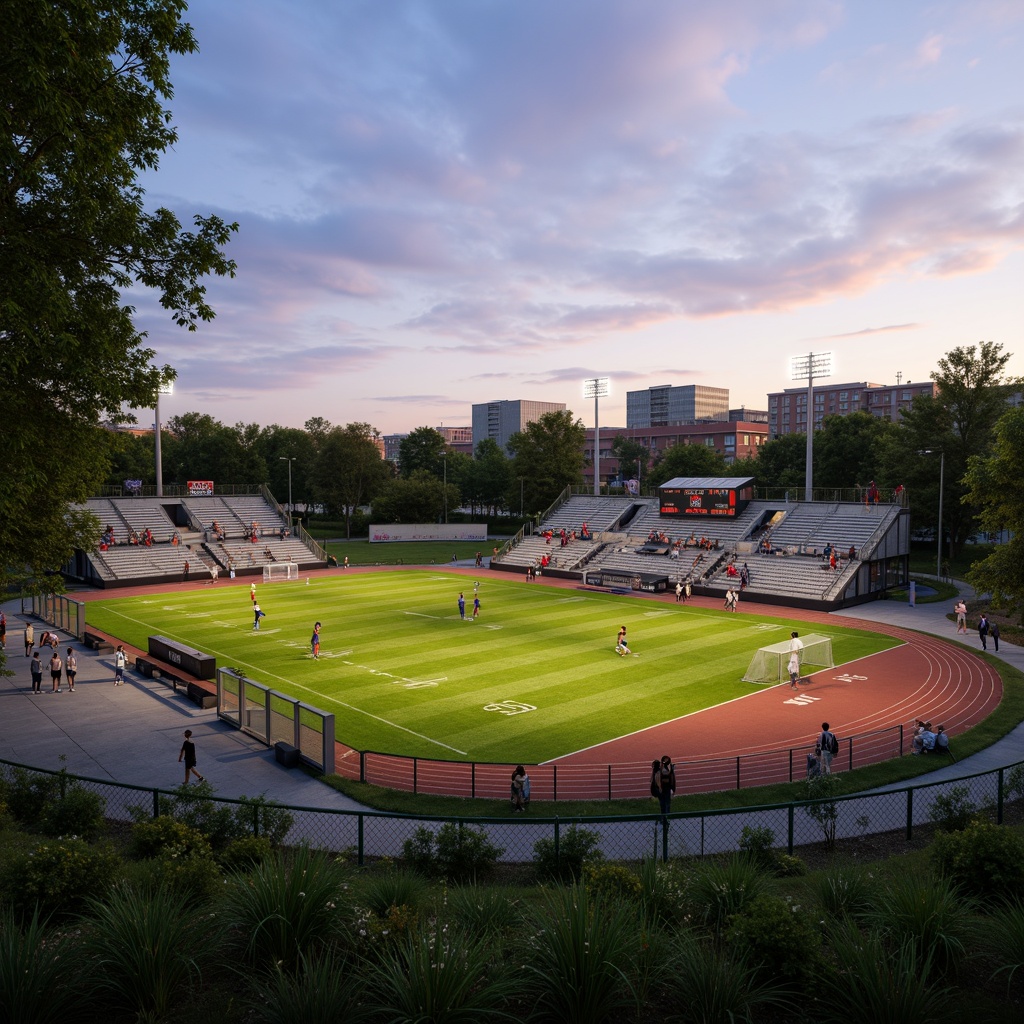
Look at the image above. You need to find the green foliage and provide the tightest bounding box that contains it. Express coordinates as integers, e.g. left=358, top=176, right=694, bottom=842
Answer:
left=815, top=866, right=878, bottom=922
left=803, top=773, right=841, bottom=849
left=235, top=795, right=295, bottom=845
left=816, top=923, right=949, bottom=1024
left=928, top=785, right=980, bottom=832
left=738, top=824, right=776, bottom=869
left=37, top=784, right=106, bottom=842
left=1, top=0, right=237, bottom=595
left=402, top=822, right=504, bottom=881
left=122, top=848, right=224, bottom=906
left=1008, top=763, right=1024, bottom=801
left=637, top=857, right=690, bottom=926
left=0, top=906, right=90, bottom=1024
left=583, top=862, right=643, bottom=902
left=650, top=439, right=728, bottom=486
left=83, top=884, right=223, bottom=1021
left=220, top=846, right=351, bottom=971
left=533, top=824, right=604, bottom=882
left=316, top=422, right=391, bottom=537
left=0, top=837, right=119, bottom=920
left=359, top=869, right=428, bottom=919
left=364, top=921, right=517, bottom=1023
left=982, top=897, right=1024, bottom=991
left=725, top=894, right=821, bottom=985
left=686, top=855, right=772, bottom=932
left=509, top=409, right=587, bottom=512
left=932, top=822, right=1024, bottom=902
left=524, top=883, right=639, bottom=1024
left=868, top=872, right=976, bottom=980
left=664, top=931, right=796, bottom=1024
left=248, top=952, right=365, bottom=1024
left=131, top=815, right=214, bottom=860
left=445, top=884, right=523, bottom=938
left=218, top=835, right=274, bottom=873
left=0, top=767, right=58, bottom=827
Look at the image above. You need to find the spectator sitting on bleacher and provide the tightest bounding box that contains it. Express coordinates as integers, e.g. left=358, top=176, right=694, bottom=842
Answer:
left=264, top=546, right=276, bottom=562
left=144, top=528, right=153, bottom=546
left=128, top=529, right=139, bottom=545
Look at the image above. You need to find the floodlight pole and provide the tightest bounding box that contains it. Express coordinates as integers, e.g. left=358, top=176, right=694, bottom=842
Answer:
left=791, top=351, right=832, bottom=501
left=279, top=457, right=295, bottom=528
left=584, top=377, right=610, bottom=496
left=442, top=450, right=448, bottom=524
left=153, top=380, right=173, bottom=498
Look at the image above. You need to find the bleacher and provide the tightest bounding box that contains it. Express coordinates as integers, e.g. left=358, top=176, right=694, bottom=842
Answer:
left=72, top=492, right=324, bottom=587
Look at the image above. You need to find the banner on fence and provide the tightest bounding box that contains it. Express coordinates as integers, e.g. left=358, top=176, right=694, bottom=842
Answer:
left=370, top=523, right=487, bottom=543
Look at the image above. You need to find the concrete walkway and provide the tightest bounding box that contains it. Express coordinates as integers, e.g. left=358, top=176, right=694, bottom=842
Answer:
left=2, top=580, right=1022, bottom=814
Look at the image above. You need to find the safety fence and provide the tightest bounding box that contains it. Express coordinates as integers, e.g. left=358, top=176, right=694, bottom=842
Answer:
left=3, top=754, right=1021, bottom=867
left=23, top=593, right=85, bottom=641
left=329, top=725, right=907, bottom=800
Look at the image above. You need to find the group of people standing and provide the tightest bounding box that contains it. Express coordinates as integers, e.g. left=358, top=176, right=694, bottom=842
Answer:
left=954, top=599, right=1000, bottom=651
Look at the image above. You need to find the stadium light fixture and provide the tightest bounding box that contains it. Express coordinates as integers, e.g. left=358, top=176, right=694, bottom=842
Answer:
left=791, top=352, right=831, bottom=501
left=441, top=449, right=448, bottom=524
left=279, top=457, right=295, bottom=528
left=583, top=377, right=610, bottom=497
left=154, top=379, right=174, bottom=498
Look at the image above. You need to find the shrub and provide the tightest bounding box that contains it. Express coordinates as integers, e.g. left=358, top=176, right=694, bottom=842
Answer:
left=248, top=952, right=365, bottom=1024
left=156, top=782, right=242, bottom=850
left=219, top=835, right=274, bottom=872
left=803, top=774, right=841, bottom=850
left=724, top=894, right=821, bottom=985
left=235, top=795, right=295, bottom=845
left=0, top=768, right=58, bottom=827
left=0, top=837, right=119, bottom=920
left=83, top=884, right=223, bottom=1021
left=637, top=857, right=690, bottom=927
left=403, top=822, right=504, bottom=881
left=131, top=815, right=213, bottom=860
left=583, top=862, right=642, bottom=903
left=928, top=785, right=980, bottom=832
left=533, top=824, right=604, bottom=882
left=982, top=896, right=1024, bottom=991
left=931, top=822, right=1024, bottom=902
left=359, top=869, right=428, bottom=919
left=446, top=884, right=523, bottom=937
left=37, top=784, right=106, bottom=842
left=815, top=866, right=878, bottom=922
left=738, top=824, right=776, bottom=869
left=687, top=855, right=771, bottom=932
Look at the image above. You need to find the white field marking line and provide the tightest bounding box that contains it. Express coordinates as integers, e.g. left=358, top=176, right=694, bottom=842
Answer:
left=642, top=610, right=672, bottom=617
left=555, top=596, right=587, bottom=604
left=93, top=607, right=467, bottom=755
left=545, top=641, right=908, bottom=764
left=338, top=659, right=448, bottom=688
left=405, top=611, right=442, bottom=620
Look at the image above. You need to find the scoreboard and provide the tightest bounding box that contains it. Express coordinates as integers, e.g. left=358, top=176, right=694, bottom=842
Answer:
left=660, top=487, right=736, bottom=517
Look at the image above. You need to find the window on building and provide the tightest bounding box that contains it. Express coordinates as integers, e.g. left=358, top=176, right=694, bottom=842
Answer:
left=705, top=437, right=715, bottom=447
left=725, top=435, right=736, bottom=448
left=743, top=434, right=749, bottom=445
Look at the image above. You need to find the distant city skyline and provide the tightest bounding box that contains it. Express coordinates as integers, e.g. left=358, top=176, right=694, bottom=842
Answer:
left=136, top=1, right=1024, bottom=432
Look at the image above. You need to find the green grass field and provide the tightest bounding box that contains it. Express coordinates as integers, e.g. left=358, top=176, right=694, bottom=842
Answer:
left=86, top=572, right=899, bottom=764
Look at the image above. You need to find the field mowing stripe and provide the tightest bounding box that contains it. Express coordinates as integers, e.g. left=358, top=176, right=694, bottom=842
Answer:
left=92, top=606, right=467, bottom=755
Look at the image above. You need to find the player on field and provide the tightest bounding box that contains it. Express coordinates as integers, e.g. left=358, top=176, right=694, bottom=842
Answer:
left=458, top=592, right=466, bottom=619
left=311, top=622, right=321, bottom=659
left=472, top=594, right=481, bottom=619
left=616, top=625, right=632, bottom=656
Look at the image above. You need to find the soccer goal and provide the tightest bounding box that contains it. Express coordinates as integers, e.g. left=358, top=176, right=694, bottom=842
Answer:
left=742, top=633, right=834, bottom=684
left=263, top=562, right=300, bottom=582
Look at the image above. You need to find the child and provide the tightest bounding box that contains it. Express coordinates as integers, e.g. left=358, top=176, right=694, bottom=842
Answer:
left=311, top=622, right=321, bottom=659
left=178, top=729, right=205, bottom=784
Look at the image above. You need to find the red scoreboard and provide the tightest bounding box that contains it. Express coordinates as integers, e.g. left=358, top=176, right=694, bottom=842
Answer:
left=658, top=478, right=754, bottom=518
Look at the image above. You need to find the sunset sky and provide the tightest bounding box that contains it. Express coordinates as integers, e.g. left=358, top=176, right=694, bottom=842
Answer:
left=137, top=0, right=1024, bottom=433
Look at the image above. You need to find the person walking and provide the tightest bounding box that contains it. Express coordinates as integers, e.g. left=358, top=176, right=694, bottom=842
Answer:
left=991, top=622, right=1000, bottom=652
left=978, top=614, right=990, bottom=651
left=684, top=581, right=692, bottom=601
left=48, top=649, right=63, bottom=693
left=65, top=648, right=77, bottom=692
left=818, top=723, right=838, bottom=774
left=472, top=594, right=481, bottom=619
left=178, top=729, right=205, bottom=784
left=114, top=644, right=126, bottom=685
left=954, top=600, right=967, bottom=634
left=457, top=592, right=466, bottom=620
left=182, top=559, right=190, bottom=583
left=253, top=602, right=265, bottom=630
left=24, top=622, right=34, bottom=657
left=30, top=651, right=43, bottom=693
left=310, top=621, right=321, bottom=659
left=675, top=581, right=683, bottom=602
left=250, top=582, right=257, bottom=604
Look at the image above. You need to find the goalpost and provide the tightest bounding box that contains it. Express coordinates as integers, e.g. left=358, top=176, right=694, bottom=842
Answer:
left=263, top=562, right=300, bottom=582
left=742, top=633, right=834, bottom=684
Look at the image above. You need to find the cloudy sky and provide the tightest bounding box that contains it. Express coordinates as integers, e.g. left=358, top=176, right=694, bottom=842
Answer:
left=138, top=0, right=1024, bottom=433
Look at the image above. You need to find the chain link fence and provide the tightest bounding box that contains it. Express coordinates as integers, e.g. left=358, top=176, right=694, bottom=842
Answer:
left=3, top=755, right=1021, bottom=868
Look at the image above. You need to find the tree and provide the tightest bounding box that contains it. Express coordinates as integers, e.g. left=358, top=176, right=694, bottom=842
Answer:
left=371, top=472, right=458, bottom=525
left=813, top=412, right=897, bottom=490
left=649, top=442, right=728, bottom=486
left=0, top=1, right=237, bottom=602
left=610, top=436, right=650, bottom=483
left=316, top=424, right=391, bottom=538
left=398, top=427, right=447, bottom=479
left=880, top=342, right=1019, bottom=558
left=259, top=425, right=317, bottom=522
left=964, top=405, right=1024, bottom=620
left=748, top=434, right=807, bottom=491
left=507, top=410, right=587, bottom=514
left=471, top=438, right=513, bottom=517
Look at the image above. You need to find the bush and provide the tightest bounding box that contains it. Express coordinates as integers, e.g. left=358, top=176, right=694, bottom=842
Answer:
left=403, top=822, right=504, bottom=881
left=687, top=855, right=772, bottom=933
left=638, top=857, right=690, bottom=927
left=0, top=837, right=119, bottom=920
left=533, top=824, right=604, bottom=882
left=130, top=815, right=213, bottom=861
left=803, top=774, right=841, bottom=850
left=815, top=866, right=878, bottom=922
left=219, top=835, right=274, bottom=872
left=37, top=784, right=106, bottom=841
left=928, top=785, right=981, bottom=832
left=235, top=795, right=295, bottom=845
left=738, top=824, right=776, bottom=869
left=932, top=822, right=1024, bottom=902
left=725, top=894, right=821, bottom=985
left=446, top=884, right=523, bottom=937
left=121, top=851, right=224, bottom=906
left=583, top=862, right=642, bottom=903
left=0, top=768, right=58, bottom=828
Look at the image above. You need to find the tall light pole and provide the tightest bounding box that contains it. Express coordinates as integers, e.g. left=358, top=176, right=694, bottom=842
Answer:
left=584, top=377, right=610, bottom=496
left=791, top=352, right=832, bottom=501
left=278, top=457, right=295, bottom=529
left=518, top=476, right=525, bottom=518
left=154, top=380, right=173, bottom=497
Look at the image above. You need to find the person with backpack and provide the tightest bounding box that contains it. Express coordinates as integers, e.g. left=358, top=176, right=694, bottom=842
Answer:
left=818, top=723, right=839, bottom=773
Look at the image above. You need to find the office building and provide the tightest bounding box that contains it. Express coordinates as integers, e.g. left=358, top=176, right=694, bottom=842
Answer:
left=626, top=384, right=729, bottom=428
left=471, top=399, right=566, bottom=453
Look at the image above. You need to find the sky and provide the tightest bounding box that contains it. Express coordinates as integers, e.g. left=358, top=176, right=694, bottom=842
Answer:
left=137, top=0, right=1024, bottom=433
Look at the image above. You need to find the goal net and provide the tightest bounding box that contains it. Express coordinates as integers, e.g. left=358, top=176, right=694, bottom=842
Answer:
left=742, top=633, right=834, bottom=684
left=263, top=562, right=299, bottom=582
